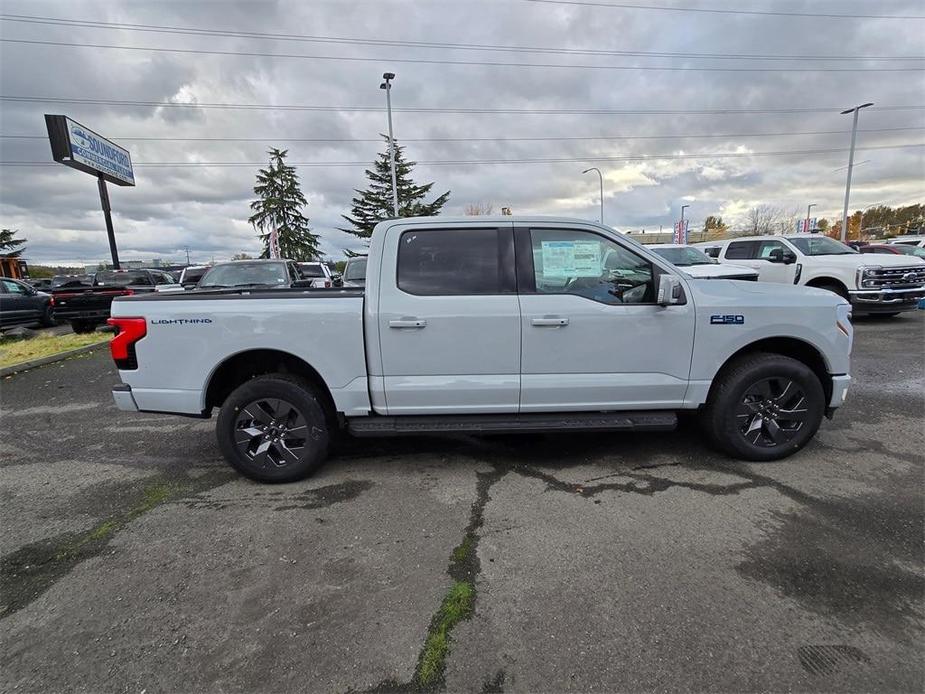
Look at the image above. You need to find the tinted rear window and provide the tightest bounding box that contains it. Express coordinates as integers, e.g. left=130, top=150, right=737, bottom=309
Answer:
left=95, top=271, right=152, bottom=286
left=183, top=268, right=208, bottom=283
left=397, top=228, right=503, bottom=295
left=298, top=263, right=325, bottom=278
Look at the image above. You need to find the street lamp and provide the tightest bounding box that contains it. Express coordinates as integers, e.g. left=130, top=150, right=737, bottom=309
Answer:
left=582, top=167, right=604, bottom=224
left=806, top=203, right=816, bottom=233
left=839, top=102, right=874, bottom=242
left=380, top=72, right=399, bottom=217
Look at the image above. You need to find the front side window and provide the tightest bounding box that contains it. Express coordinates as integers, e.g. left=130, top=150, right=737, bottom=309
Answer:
left=529, top=228, right=654, bottom=305
left=2, top=279, right=28, bottom=295
left=398, top=228, right=504, bottom=295
left=756, top=240, right=787, bottom=260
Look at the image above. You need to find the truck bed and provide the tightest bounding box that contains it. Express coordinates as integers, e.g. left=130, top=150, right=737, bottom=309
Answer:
left=110, top=288, right=369, bottom=416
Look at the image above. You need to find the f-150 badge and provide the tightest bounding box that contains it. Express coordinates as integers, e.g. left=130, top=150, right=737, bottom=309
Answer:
left=710, top=314, right=744, bottom=325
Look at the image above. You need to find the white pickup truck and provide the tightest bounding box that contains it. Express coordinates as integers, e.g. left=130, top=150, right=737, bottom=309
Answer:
left=694, top=234, right=925, bottom=316
left=109, top=217, right=853, bottom=482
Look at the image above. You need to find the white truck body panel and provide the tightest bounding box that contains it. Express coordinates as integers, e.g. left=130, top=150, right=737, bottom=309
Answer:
left=111, top=217, right=853, bottom=422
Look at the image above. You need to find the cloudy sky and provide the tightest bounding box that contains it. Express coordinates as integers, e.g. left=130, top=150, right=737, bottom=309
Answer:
left=0, top=0, right=923, bottom=266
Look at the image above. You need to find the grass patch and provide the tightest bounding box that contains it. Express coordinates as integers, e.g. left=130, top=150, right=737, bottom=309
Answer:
left=0, top=332, right=108, bottom=369
left=414, top=581, right=475, bottom=689
left=451, top=536, right=474, bottom=565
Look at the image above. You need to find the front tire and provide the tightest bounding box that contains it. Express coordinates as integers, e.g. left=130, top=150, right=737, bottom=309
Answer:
left=70, top=320, right=95, bottom=334
left=700, top=352, right=825, bottom=461
left=216, top=375, right=330, bottom=482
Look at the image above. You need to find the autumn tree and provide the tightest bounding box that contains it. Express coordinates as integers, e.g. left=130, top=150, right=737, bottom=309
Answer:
left=702, top=215, right=728, bottom=240
left=340, top=136, right=450, bottom=241
left=464, top=201, right=495, bottom=216
left=249, top=148, right=321, bottom=260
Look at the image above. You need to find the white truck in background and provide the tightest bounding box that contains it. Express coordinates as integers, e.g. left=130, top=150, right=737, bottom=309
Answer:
left=694, top=234, right=925, bottom=316
left=109, top=217, right=853, bottom=482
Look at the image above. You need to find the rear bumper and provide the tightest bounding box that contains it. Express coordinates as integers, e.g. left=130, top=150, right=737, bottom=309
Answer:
left=849, top=286, right=925, bottom=312
left=112, top=383, right=139, bottom=412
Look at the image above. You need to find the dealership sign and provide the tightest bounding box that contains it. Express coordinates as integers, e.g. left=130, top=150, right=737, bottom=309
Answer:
left=45, top=115, right=135, bottom=186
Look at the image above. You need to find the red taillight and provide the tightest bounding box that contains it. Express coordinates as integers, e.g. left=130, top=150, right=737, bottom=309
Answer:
left=121, top=288, right=135, bottom=296
left=324, top=280, right=331, bottom=288
left=48, top=296, right=55, bottom=307
left=107, top=317, right=146, bottom=369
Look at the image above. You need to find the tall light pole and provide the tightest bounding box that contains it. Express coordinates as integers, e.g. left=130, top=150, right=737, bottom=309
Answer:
left=679, top=204, right=690, bottom=244
left=839, top=102, right=873, bottom=242
left=805, top=203, right=816, bottom=233
left=582, top=167, right=604, bottom=224
left=380, top=72, right=399, bottom=217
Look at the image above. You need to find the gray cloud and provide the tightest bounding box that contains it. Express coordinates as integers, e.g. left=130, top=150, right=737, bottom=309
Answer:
left=1, top=0, right=923, bottom=265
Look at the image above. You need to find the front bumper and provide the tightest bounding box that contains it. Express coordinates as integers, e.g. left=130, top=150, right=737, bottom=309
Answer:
left=112, top=383, right=139, bottom=412
left=849, top=286, right=925, bottom=312
left=828, top=374, right=851, bottom=411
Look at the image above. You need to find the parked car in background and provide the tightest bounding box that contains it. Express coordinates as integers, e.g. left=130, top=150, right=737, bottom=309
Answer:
left=0, top=277, right=55, bottom=329
left=53, top=268, right=178, bottom=333
left=295, top=261, right=334, bottom=288
left=341, top=256, right=367, bottom=288
left=648, top=244, right=758, bottom=281
left=695, top=234, right=925, bottom=316
left=27, top=278, right=53, bottom=291
left=179, top=265, right=211, bottom=289
left=110, top=215, right=853, bottom=482
left=886, top=235, right=925, bottom=249
left=859, top=244, right=925, bottom=259
left=197, top=259, right=311, bottom=290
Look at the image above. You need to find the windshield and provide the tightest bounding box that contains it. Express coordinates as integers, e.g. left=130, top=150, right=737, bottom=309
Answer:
left=787, top=236, right=857, bottom=256
left=95, top=271, right=151, bottom=287
left=199, top=262, right=289, bottom=288
left=891, top=245, right=925, bottom=258
left=651, top=246, right=714, bottom=266
left=298, top=263, right=325, bottom=278
left=344, top=258, right=367, bottom=280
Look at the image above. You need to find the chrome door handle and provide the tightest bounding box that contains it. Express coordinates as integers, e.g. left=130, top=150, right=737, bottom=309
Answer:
left=531, top=317, right=569, bottom=327
left=389, top=318, right=427, bottom=329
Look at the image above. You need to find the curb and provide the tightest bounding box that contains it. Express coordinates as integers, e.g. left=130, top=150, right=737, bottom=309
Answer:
left=0, top=341, right=108, bottom=378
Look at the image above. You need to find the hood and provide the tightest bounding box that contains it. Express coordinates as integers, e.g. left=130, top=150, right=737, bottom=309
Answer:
left=805, top=253, right=924, bottom=268
left=682, top=262, right=758, bottom=279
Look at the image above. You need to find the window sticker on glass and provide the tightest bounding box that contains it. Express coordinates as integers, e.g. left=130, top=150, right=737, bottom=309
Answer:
left=541, top=241, right=602, bottom=278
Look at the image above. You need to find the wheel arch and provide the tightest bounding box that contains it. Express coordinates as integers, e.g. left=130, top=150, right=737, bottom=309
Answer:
left=204, top=348, right=338, bottom=426
left=707, top=336, right=832, bottom=406
left=804, top=276, right=850, bottom=299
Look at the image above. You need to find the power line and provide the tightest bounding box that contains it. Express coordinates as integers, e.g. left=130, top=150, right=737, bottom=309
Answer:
left=4, top=94, right=924, bottom=115
left=1, top=13, right=921, bottom=62
left=1, top=126, right=923, bottom=144
left=3, top=38, right=924, bottom=72
left=3, top=143, right=921, bottom=168
left=523, top=0, right=925, bottom=20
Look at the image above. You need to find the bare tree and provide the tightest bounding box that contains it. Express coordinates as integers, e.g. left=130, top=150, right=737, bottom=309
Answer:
left=740, top=205, right=787, bottom=236
left=464, top=201, right=494, bottom=216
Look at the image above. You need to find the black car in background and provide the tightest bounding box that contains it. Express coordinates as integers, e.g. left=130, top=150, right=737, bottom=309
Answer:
left=52, top=268, right=177, bottom=333
left=0, top=277, right=56, bottom=329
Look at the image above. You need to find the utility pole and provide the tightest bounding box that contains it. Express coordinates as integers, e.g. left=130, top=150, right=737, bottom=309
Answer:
left=380, top=72, right=399, bottom=217
left=805, top=203, right=816, bottom=234
left=185, top=246, right=190, bottom=265
left=582, top=167, right=604, bottom=224
left=679, top=204, right=690, bottom=244
left=840, top=102, right=873, bottom=242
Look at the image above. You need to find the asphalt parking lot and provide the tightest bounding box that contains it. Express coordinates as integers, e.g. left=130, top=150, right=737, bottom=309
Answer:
left=1, top=312, right=922, bottom=693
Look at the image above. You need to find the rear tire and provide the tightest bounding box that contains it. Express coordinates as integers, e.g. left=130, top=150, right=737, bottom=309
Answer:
left=216, top=375, right=330, bottom=483
left=70, top=320, right=95, bottom=334
left=40, top=305, right=56, bottom=327
left=700, top=352, right=825, bottom=461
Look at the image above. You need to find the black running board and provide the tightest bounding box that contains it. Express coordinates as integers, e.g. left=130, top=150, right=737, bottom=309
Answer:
left=346, top=411, right=677, bottom=437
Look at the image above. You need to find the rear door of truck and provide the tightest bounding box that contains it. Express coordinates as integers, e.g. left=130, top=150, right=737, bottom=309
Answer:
left=374, top=221, right=520, bottom=414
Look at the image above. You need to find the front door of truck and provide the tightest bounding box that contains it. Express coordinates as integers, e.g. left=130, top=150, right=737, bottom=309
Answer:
left=375, top=223, right=521, bottom=414
left=516, top=225, right=695, bottom=411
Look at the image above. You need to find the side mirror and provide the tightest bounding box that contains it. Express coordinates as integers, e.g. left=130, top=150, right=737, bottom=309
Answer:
left=656, top=274, right=686, bottom=306
left=782, top=250, right=797, bottom=264
left=767, top=248, right=784, bottom=263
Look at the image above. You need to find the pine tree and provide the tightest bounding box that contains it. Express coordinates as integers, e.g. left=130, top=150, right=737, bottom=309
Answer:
left=340, top=136, right=450, bottom=240
left=249, top=148, right=321, bottom=260
left=0, top=228, right=26, bottom=257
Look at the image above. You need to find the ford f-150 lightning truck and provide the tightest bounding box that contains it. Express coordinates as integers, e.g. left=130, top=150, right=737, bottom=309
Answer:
left=109, top=217, right=853, bottom=482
